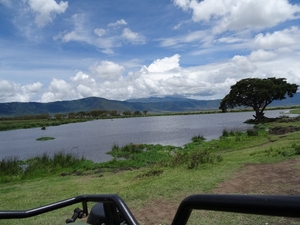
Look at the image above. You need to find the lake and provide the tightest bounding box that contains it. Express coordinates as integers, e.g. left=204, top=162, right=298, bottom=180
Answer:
left=0, top=110, right=291, bottom=162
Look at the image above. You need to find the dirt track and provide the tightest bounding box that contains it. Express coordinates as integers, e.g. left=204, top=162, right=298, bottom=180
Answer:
left=132, top=158, right=300, bottom=224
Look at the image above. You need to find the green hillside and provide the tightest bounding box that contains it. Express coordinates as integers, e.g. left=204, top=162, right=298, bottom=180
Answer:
left=0, top=93, right=299, bottom=117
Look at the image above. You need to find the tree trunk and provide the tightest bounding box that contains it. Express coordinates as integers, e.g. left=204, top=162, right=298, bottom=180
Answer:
left=253, top=111, right=265, bottom=121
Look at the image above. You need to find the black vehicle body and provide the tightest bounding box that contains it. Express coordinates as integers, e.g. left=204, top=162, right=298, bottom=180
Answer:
left=0, top=194, right=299, bottom=224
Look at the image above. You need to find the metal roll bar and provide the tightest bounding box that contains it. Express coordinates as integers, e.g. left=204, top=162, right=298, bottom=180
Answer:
left=0, top=194, right=139, bottom=225
left=171, top=194, right=300, bottom=225
left=0, top=194, right=299, bottom=225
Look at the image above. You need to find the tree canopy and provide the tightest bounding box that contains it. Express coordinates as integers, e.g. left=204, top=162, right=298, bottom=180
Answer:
left=219, top=77, right=299, bottom=120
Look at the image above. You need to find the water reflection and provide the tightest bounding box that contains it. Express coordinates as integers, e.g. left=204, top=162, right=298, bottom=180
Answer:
left=0, top=110, right=293, bottom=162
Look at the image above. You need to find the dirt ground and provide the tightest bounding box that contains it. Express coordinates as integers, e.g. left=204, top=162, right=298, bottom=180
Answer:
left=132, top=158, right=300, bottom=224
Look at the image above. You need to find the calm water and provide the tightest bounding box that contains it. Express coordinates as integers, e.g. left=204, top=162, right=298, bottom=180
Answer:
left=0, top=110, right=291, bottom=162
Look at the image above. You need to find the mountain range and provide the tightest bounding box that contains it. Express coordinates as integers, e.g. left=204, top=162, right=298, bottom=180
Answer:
left=0, top=93, right=299, bottom=117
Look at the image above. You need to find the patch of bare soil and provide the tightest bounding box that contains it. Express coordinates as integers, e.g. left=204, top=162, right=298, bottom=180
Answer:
left=213, top=158, right=300, bottom=195
left=269, top=126, right=300, bottom=135
left=131, top=159, right=300, bottom=224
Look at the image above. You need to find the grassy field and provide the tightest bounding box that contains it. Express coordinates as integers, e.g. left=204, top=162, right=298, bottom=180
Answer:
left=0, top=115, right=300, bottom=224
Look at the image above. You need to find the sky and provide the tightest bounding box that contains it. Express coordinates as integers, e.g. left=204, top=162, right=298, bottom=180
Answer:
left=0, top=0, right=300, bottom=103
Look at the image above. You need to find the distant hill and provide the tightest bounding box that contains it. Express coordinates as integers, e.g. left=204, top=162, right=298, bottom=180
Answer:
left=0, top=93, right=299, bottom=117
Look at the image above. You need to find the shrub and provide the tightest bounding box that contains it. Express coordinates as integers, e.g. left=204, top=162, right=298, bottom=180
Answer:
left=0, top=156, right=22, bottom=176
left=263, top=146, right=296, bottom=157
left=162, top=149, right=223, bottom=169
left=222, top=129, right=235, bottom=137
left=111, top=143, right=120, bottom=152
left=22, top=151, right=85, bottom=179
left=108, top=143, right=145, bottom=158
left=234, top=131, right=243, bottom=142
left=292, top=143, right=300, bottom=155
left=222, top=129, right=229, bottom=137
left=247, top=129, right=259, bottom=136
left=191, top=134, right=205, bottom=143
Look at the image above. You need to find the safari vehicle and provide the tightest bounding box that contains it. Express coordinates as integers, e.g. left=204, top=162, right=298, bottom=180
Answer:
left=0, top=194, right=299, bottom=224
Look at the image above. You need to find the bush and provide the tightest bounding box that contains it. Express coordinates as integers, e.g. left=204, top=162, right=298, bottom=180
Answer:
left=292, top=143, right=300, bottom=155
left=22, top=151, right=85, bottom=179
left=191, top=134, right=205, bottom=143
left=222, top=129, right=229, bottom=137
left=161, top=149, right=223, bottom=169
left=109, top=143, right=145, bottom=158
left=222, top=129, right=235, bottom=137
left=0, top=156, right=22, bottom=176
left=247, top=129, right=259, bottom=136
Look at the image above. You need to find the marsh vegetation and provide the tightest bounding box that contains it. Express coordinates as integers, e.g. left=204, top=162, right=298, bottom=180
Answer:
left=1, top=114, right=300, bottom=224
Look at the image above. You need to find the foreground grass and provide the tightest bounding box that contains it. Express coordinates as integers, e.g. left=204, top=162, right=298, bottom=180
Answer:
left=1, top=117, right=300, bottom=225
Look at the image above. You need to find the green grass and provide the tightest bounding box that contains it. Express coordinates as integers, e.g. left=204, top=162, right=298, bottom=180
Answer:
left=290, top=108, right=300, bottom=114
left=0, top=152, right=87, bottom=183
left=0, top=118, right=89, bottom=131
left=0, top=118, right=300, bottom=224
left=36, top=136, right=55, bottom=141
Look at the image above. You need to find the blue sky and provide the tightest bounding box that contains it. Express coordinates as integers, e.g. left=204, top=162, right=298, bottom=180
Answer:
left=0, top=0, right=300, bottom=103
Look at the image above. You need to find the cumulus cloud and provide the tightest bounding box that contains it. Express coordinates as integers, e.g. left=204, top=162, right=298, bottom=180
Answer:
left=23, top=82, right=43, bottom=93
left=0, top=80, right=43, bottom=102
left=254, top=26, right=299, bottom=49
left=2, top=51, right=300, bottom=103
left=173, top=0, right=300, bottom=32
left=146, top=54, right=181, bottom=73
left=90, top=61, right=125, bottom=80
left=249, top=49, right=277, bottom=62
left=27, top=0, right=68, bottom=28
left=71, top=71, right=90, bottom=82
left=41, top=78, right=75, bottom=102
left=232, top=55, right=256, bottom=73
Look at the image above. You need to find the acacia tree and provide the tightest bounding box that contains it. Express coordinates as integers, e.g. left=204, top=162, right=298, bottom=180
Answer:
left=219, top=77, right=298, bottom=120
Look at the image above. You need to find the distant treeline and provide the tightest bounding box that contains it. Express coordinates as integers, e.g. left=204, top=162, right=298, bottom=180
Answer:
left=0, top=109, right=149, bottom=121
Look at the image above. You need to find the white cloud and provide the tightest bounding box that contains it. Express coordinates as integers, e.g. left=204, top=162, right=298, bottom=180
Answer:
left=27, top=0, right=68, bottom=28
left=173, top=0, right=300, bottom=33
left=172, top=0, right=190, bottom=11
left=53, top=14, right=118, bottom=52
left=232, top=55, right=256, bottom=73
left=108, top=19, right=127, bottom=27
left=76, top=84, right=95, bottom=98
left=216, top=36, right=243, bottom=44
left=71, top=71, right=90, bottom=82
left=0, top=80, right=43, bottom=102
left=41, top=78, right=75, bottom=102
left=146, top=54, right=181, bottom=73
left=254, top=26, right=299, bottom=49
left=54, top=15, right=145, bottom=53
left=23, top=82, right=43, bottom=92
left=90, top=61, right=125, bottom=80
left=159, top=30, right=212, bottom=48
left=249, top=49, right=277, bottom=62
left=56, top=14, right=92, bottom=43
left=0, top=80, right=19, bottom=101
left=2, top=48, right=300, bottom=103
left=94, top=28, right=106, bottom=37
left=122, top=28, right=145, bottom=45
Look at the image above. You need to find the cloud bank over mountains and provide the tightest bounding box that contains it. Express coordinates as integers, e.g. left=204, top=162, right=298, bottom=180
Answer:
left=0, top=0, right=299, bottom=103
